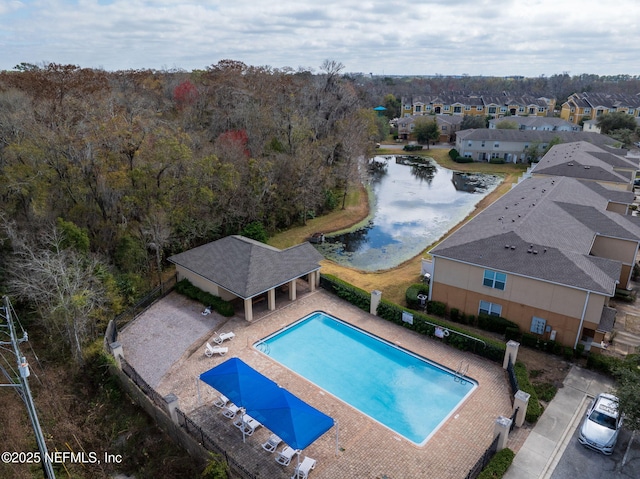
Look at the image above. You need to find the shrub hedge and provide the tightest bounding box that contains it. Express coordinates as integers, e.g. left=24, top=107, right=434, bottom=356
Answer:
left=175, top=279, right=235, bottom=317
left=454, top=156, right=474, bottom=163
left=586, top=352, right=624, bottom=375
left=319, top=274, right=371, bottom=312
left=321, top=274, right=506, bottom=363
left=405, top=283, right=430, bottom=309
left=477, top=448, right=515, bottom=479
left=514, top=361, right=543, bottom=423
left=477, top=313, right=519, bottom=334
left=403, top=144, right=424, bottom=151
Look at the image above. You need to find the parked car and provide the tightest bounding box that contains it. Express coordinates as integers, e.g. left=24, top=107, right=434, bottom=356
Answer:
left=578, top=393, right=623, bottom=455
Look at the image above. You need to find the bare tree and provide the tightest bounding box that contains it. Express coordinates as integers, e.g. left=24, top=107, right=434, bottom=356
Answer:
left=2, top=219, right=108, bottom=364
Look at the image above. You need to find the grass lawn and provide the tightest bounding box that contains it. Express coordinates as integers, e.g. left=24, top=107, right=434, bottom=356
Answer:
left=269, top=148, right=529, bottom=306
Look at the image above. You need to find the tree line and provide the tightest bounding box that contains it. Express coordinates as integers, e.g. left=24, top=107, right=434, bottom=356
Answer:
left=0, top=60, right=385, bottom=361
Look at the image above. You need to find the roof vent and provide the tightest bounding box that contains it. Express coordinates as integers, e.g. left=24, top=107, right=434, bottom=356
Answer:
left=505, top=245, right=510, bottom=248
left=585, top=166, right=590, bottom=169
left=527, top=249, right=532, bottom=253
left=533, top=250, right=538, bottom=254
left=568, top=163, right=573, bottom=166
left=510, top=245, right=516, bottom=250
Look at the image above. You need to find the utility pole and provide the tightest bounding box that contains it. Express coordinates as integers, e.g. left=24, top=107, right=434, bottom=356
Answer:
left=0, top=296, right=56, bottom=479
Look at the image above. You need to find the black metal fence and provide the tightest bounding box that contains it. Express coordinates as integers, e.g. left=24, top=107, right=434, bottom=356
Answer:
left=510, top=407, right=519, bottom=433
left=176, top=408, right=258, bottom=479
left=110, top=273, right=178, bottom=343
left=507, top=354, right=519, bottom=398
left=464, top=434, right=500, bottom=479
left=121, top=358, right=168, bottom=412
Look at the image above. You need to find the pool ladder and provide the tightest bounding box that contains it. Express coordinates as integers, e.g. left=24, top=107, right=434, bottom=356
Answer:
left=454, top=360, right=469, bottom=384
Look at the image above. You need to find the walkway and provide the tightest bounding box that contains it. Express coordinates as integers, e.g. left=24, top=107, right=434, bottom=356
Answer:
left=504, top=366, right=615, bottom=479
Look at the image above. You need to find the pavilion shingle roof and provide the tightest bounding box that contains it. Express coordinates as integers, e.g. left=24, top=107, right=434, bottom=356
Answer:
left=168, top=235, right=324, bottom=299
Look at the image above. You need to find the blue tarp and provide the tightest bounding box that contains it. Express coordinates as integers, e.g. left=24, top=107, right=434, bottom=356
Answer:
left=199, top=358, right=334, bottom=450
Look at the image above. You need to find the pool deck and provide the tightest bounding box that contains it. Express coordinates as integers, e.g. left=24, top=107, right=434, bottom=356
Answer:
left=144, top=289, right=521, bottom=479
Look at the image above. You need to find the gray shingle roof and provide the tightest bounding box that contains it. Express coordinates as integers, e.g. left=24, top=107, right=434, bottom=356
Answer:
left=532, top=142, right=637, bottom=185
left=168, top=235, right=324, bottom=298
left=456, top=129, right=620, bottom=147
left=430, top=175, right=640, bottom=294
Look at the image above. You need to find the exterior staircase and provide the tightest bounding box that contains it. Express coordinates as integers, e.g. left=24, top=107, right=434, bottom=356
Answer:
left=611, top=330, right=640, bottom=355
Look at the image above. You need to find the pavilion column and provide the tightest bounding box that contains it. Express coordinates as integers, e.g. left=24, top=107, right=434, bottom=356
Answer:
left=244, top=298, right=253, bottom=322
left=308, top=272, right=316, bottom=291
left=289, top=279, right=297, bottom=301
left=268, top=288, right=276, bottom=311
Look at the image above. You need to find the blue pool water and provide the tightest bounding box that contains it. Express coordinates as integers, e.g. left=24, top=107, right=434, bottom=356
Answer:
left=256, top=311, right=477, bottom=445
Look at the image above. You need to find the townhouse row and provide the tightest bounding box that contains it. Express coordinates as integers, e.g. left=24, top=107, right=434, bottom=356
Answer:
left=428, top=140, right=640, bottom=351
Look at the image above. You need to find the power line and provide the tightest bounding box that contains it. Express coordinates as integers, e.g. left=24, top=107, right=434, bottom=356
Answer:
left=0, top=296, right=56, bottom=479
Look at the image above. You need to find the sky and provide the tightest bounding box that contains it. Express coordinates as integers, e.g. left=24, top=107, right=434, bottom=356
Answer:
left=1, top=0, right=639, bottom=77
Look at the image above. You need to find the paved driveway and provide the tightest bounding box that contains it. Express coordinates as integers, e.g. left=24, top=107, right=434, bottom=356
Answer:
left=118, top=292, right=228, bottom=388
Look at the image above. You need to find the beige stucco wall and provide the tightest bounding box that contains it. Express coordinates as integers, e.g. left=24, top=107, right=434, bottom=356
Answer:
left=606, top=202, right=628, bottom=215
left=175, top=266, right=239, bottom=301
left=431, top=257, right=608, bottom=346
left=591, top=236, right=636, bottom=266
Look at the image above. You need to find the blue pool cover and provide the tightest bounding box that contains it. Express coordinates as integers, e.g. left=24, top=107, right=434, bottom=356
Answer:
left=200, top=357, right=334, bottom=450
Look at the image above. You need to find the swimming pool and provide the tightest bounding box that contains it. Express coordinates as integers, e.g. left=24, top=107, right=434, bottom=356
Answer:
left=255, top=311, right=477, bottom=445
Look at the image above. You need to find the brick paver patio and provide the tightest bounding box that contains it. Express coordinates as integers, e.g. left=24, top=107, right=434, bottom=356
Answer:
left=127, top=287, right=517, bottom=479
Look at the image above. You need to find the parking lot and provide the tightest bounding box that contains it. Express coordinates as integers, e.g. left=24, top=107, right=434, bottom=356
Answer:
left=551, top=416, right=640, bottom=479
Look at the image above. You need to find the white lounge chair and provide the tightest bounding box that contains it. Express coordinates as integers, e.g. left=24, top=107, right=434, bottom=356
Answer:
left=232, top=413, right=248, bottom=429
left=291, top=456, right=316, bottom=479
left=201, top=306, right=212, bottom=316
left=275, top=446, right=299, bottom=466
left=212, top=331, right=235, bottom=344
left=261, top=434, right=282, bottom=453
left=204, top=342, right=228, bottom=357
left=222, top=403, right=242, bottom=419
left=241, top=416, right=262, bottom=436
left=213, top=394, right=229, bottom=409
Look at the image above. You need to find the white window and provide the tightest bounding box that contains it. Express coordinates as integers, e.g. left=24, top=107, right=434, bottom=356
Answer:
left=476, top=106, right=482, bottom=110
left=454, top=106, right=462, bottom=113
left=519, top=107, right=525, bottom=113
left=494, top=142, right=500, bottom=148
left=584, top=108, right=591, bottom=113
left=488, top=107, right=496, bottom=114
left=500, top=107, right=507, bottom=113
left=630, top=109, right=635, bottom=114
left=479, top=300, right=502, bottom=317
left=442, top=125, right=447, bottom=131
left=468, top=141, right=472, bottom=147
left=483, top=270, right=506, bottom=290
left=444, top=106, right=450, bottom=111
left=465, top=105, right=471, bottom=111
left=530, top=316, right=546, bottom=335
left=426, top=105, right=432, bottom=111
left=415, top=106, right=421, bottom=112
left=538, top=107, right=545, bottom=112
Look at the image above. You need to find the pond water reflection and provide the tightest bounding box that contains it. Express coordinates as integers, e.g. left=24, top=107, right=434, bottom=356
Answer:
left=315, top=155, right=501, bottom=271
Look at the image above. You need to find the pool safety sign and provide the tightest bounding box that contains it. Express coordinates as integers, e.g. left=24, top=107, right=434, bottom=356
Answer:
left=402, top=311, right=414, bottom=325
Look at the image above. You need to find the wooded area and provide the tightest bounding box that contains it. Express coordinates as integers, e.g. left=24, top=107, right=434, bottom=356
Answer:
left=1, top=62, right=640, bottom=361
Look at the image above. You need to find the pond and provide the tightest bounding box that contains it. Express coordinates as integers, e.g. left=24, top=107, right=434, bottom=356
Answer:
left=314, top=155, right=501, bottom=271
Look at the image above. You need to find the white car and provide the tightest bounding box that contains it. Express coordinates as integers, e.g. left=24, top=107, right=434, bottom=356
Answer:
left=578, top=393, right=622, bottom=455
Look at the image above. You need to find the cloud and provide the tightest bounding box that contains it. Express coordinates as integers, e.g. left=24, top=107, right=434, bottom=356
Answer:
left=0, top=0, right=639, bottom=76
